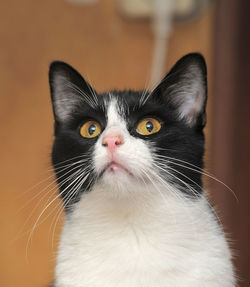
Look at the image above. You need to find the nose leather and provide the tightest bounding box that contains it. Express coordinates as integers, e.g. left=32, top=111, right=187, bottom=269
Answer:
left=102, top=134, right=124, bottom=152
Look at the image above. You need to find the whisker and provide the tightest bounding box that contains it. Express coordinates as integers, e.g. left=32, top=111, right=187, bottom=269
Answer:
left=154, top=153, right=207, bottom=173
left=52, top=158, right=90, bottom=172
left=153, top=161, right=203, bottom=195
left=13, top=168, right=78, bottom=247
left=63, top=80, right=98, bottom=109
left=50, top=166, right=96, bottom=250
left=84, top=77, right=99, bottom=106
left=139, top=90, right=151, bottom=108
left=25, top=167, right=86, bottom=258
left=19, top=154, right=91, bottom=201
left=51, top=154, right=91, bottom=169
left=18, top=162, right=87, bottom=215
left=151, top=160, right=223, bottom=226
left=50, top=171, right=91, bottom=248
left=44, top=168, right=90, bottom=221
left=154, top=154, right=238, bottom=202
left=138, top=167, right=196, bottom=224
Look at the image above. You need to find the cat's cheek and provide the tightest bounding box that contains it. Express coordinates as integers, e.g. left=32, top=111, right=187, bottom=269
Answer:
left=123, top=138, right=155, bottom=177
left=92, top=141, right=108, bottom=174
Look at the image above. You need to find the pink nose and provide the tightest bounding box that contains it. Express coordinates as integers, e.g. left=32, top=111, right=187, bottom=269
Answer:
left=102, top=134, right=124, bottom=152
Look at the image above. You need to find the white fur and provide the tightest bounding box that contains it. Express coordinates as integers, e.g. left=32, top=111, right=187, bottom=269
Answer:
left=55, top=100, right=235, bottom=287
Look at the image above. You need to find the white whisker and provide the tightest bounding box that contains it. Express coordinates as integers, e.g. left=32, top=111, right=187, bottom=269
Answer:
left=25, top=167, right=87, bottom=258
left=50, top=171, right=93, bottom=248
left=154, top=154, right=238, bottom=202
left=63, top=80, right=98, bottom=109
left=151, top=160, right=223, bottom=226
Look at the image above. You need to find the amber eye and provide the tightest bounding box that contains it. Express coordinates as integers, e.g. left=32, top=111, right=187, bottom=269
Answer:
left=136, top=118, right=162, bottom=136
left=80, top=121, right=101, bottom=138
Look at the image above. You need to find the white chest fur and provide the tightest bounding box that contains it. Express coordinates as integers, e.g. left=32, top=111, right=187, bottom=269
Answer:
left=55, top=185, right=235, bottom=287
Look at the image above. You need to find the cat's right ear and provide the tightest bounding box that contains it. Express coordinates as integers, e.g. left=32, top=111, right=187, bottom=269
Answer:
left=151, top=53, right=207, bottom=129
left=49, top=61, right=98, bottom=123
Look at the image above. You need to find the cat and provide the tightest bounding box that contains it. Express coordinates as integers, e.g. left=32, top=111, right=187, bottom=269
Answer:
left=49, top=53, right=235, bottom=287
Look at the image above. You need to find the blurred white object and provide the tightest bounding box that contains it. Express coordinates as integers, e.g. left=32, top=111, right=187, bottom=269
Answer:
left=117, top=0, right=208, bottom=22
left=150, top=0, right=176, bottom=87
left=65, top=0, right=209, bottom=87
left=118, top=0, right=209, bottom=87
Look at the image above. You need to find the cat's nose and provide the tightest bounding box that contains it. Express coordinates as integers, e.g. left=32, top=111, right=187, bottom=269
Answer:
left=102, top=133, right=124, bottom=152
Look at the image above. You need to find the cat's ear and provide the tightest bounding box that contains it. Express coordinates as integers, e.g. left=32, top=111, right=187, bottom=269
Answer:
left=49, top=61, right=97, bottom=123
left=153, top=53, right=207, bottom=128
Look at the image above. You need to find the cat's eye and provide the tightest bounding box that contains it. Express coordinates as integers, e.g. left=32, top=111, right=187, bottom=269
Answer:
left=80, top=121, right=101, bottom=138
left=136, top=118, right=162, bottom=136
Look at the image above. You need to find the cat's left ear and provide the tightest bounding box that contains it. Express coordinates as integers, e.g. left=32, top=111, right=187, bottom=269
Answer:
left=153, top=53, right=207, bottom=129
left=49, top=61, right=97, bottom=123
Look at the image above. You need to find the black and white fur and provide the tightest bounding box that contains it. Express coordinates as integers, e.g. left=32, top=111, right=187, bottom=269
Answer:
left=49, top=53, right=235, bottom=286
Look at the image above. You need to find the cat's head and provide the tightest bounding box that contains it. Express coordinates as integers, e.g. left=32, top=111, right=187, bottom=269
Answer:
left=49, top=53, right=207, bottom=208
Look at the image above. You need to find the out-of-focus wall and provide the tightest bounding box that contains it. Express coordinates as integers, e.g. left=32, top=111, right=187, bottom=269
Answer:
left=0, top=1, right=214, bottom=286
left=211, top=1, right=250, bottom=286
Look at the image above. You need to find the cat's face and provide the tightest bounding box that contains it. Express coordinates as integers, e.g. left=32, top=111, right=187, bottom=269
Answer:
left=49, top=53, right=207, bottom=208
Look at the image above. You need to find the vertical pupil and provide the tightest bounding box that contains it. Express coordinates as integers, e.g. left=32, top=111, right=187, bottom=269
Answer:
left=146, top=121, right=153, bottom=132
left=88, top=124, right=96, bottom=135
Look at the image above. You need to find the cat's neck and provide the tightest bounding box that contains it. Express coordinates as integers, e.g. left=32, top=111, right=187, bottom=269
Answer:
left=65, top=182, right=198, bottom=228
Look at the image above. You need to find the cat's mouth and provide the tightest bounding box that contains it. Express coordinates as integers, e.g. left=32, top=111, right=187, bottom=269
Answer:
left=100, top=161, right=132, bottom=177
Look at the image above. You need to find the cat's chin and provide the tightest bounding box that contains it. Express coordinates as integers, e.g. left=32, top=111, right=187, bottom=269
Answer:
left=105, top=161, right=132, bottom=175
left=102, top=166, right=132, bottom=184
left=98, top=165, right=140, bottom=194
left=98, top=160, right=132, bottom=180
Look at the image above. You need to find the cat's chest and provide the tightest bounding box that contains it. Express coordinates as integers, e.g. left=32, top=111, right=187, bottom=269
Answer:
left=55, top=190, right=223, bottom=287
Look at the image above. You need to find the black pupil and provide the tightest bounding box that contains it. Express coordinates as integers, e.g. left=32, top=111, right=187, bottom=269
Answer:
left=146, top=121, right=153, bottom=132
left=88, top=124, right=96, bottom=135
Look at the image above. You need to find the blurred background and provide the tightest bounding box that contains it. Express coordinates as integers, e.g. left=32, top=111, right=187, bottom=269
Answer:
left=0, top=0, right=249, bottom=286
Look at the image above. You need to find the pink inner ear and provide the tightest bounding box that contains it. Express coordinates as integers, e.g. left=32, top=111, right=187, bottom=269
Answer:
left=177, top=87, right=205, bottom=127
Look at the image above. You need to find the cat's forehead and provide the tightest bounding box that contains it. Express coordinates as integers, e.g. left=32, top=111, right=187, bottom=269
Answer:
left=105, top=97, right=125, bottom=127
left=102, top=90, right=147, bottom=109
left=101, top=90, right=151, bottom=117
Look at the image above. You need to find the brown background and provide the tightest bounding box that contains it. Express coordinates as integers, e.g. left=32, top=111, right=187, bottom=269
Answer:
left=0, top=0, right=249, bottom=286
left=212, top=0, right=250, bottom=285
